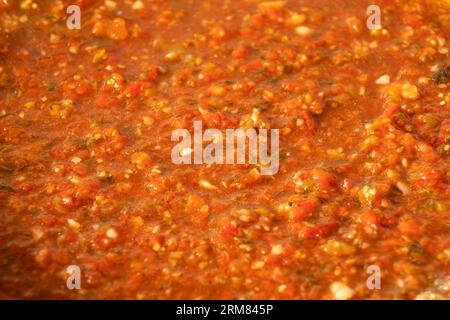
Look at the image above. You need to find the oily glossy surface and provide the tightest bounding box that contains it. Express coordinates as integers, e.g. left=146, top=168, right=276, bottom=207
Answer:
left=0, top=0, right=449, bottom=299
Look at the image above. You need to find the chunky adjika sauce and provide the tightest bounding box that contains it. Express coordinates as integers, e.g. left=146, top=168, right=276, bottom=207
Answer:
left=0, top=0, right=449, bottom=299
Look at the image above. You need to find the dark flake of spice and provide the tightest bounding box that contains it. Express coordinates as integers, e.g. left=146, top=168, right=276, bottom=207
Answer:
left=432, top=65, right=449, bottom=84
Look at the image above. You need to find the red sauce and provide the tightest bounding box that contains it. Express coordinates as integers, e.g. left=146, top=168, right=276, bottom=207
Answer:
left=0, top=0, right=449, bottom=299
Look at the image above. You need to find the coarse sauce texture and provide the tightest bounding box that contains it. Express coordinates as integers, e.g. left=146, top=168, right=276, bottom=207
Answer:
left=0, top=0, right=449, bottom=299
